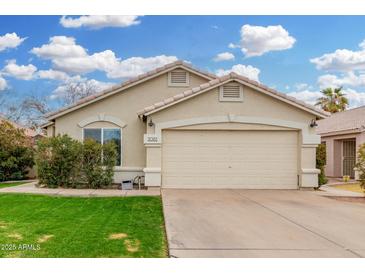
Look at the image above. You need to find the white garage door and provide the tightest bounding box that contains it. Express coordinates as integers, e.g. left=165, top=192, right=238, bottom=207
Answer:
left=162, top=130, right=298, bottom=189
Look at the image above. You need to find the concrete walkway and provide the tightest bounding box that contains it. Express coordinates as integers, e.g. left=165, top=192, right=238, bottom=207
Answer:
left=0, top=182, right=160, bottom=197
left=318, top=184, right=364, bottom=197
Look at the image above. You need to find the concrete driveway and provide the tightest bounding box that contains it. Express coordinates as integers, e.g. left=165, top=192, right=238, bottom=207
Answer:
left=162, top=189, right=365, bottom=258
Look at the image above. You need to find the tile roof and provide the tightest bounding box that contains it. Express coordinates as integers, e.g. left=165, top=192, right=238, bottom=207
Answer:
left=316, top=106, right=365, bottom=134
left=137, top=72, right=330, bottom=118
left=45, top=60, right=217, bottom=120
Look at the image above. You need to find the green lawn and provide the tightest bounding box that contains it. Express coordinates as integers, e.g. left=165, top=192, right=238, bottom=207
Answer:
left=332, top=183, right=365, bottom=193
left=0, top=182, right=28, bottom=189
left=0, top=194, right=168, bottom=258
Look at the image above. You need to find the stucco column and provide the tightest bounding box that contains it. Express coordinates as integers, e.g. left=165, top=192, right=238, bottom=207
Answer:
left=300, top=129, right=321, bottom=188
left=144, top=134, right=162, bottom=187
left=300, top=144, right=320, bottom=188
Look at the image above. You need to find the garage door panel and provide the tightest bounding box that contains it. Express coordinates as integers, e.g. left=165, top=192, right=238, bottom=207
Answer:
left=162, top=130, right=298, bottom=189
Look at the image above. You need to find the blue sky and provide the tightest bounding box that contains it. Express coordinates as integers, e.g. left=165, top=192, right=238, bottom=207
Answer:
left=1, top=15, right=365, bottom=109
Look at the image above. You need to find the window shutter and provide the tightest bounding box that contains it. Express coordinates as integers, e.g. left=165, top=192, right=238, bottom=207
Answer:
left=220, top=83, right=243, bottom=101
left=168, top=69, right=189, bottom=86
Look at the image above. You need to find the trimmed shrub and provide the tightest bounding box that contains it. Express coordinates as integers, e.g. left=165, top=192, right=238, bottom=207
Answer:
left=82, top=139, right=117, bottom=188
left=101, top=140, right=117, bottom=186
left=36, top=135, right=83, bottom=188
left=0, top=120, right=34, bottom=181
left=36, top=135, right=117, bottom=188
left=356, top=143, right=365, bottom=189
left=316, top=143, right=328, bottom=186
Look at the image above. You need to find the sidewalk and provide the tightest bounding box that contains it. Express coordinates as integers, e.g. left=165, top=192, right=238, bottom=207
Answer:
left=0, top=182, right=160, bottom=197
left=318, top=184, right=365, bottom=198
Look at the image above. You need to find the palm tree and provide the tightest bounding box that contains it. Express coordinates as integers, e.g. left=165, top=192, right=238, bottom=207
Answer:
left=315, top=87, right=349, bottom=113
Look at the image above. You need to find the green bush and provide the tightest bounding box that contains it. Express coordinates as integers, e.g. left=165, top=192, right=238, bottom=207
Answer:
left=356, top=143, right=365, bottom=189
left=36, top=135, right=117, bottom=188
left=316, top=143, right=328, bottom=186
left=0, top=121, right=34, bottom=181
left=36, top=135, right=83, bottom=188
left=101, top=140, right=117, bottom=186
left=82, top=139, right=117, bottom=188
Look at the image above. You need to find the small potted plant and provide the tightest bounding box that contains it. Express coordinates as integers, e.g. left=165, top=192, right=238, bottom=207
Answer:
left=343, top=175, right=350, bottom=183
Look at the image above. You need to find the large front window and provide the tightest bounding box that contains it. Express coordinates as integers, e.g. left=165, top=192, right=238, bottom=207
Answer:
left=83, top=128, right=121, bottom=166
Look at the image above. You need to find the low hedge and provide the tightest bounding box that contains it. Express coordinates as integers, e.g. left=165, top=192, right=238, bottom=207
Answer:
left=356, top=143, right=365, bottom=189
left=316, top=143, right=328, bottom=186
left=36, top=135, right=117, bottom=189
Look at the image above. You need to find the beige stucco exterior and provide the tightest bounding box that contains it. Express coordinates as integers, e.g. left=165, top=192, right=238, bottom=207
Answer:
left=144, top=81, right=321, bottom=189
left=47, top=69, right=209, bottom=181
left=44, top=63, right=325, bottom=189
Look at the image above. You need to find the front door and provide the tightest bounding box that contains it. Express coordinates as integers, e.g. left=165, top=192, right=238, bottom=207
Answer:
left=342, top=139, right=356, bottom=178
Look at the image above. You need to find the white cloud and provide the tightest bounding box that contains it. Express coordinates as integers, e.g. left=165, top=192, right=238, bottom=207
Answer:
left=310, top=46, right=365, bottom=72
left=31, top=36, right=178, bottom=78
left=37, top=69, right=70, bottom=81
left=104, top=55, right=178, bottom=79
left=0, top=33, right=26, bottom=52
left=240, top=24, right=296, bottom=57
left=213, top=52, right=235, bottom=62
left=317, top=72, right=365, bottom=89
left=287, top=90, right=322, bottom=106
left=228, top=43, right=239, bottom=49
left=294, top=83, right=312, bottom=91
left=2, top=60, right=37, bottom=80
left=287, top=86, right=365, bottom=109
left=359, top=39, right=365, bottom=49
left=343, top=88, right=365, bottom=108
left=0, top=76, right=7, bottom=91
left=216, top=64, right=260, bottom=82
left=31, top=36, right=87, bottom=60
left=60, top=15, right=141, bottom=29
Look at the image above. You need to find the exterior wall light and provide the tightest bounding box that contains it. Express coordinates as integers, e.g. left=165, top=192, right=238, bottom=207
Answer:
left=148, top=119, right=154, bottom=127
left=310, top=119, right=318, bottom=127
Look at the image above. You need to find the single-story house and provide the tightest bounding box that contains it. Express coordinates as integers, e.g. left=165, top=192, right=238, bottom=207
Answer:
left=316, top=106, right=365, bottom=179
left=42, top=61, right=329, bottom=189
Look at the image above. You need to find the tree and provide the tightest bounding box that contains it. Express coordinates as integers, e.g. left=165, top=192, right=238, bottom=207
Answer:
left=315, top=87, right=349, bottom=113
left=0, top=80, right=99, bottom=130
left=3, top=95, right=50, bottom=130
left=0, top=120, right=34, bottom=181
left=58, top=81, right=98, bottom=106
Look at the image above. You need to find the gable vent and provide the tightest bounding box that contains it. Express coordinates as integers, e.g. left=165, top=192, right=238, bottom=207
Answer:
left=219, top=83, right=243, bottom=102
left=168, top=69, right=189, bottom=87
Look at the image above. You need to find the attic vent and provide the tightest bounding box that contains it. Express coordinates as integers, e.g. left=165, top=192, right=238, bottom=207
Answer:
left=219, top=83, right=243, bottom=102
left=168, top=69, right=189, bottom=87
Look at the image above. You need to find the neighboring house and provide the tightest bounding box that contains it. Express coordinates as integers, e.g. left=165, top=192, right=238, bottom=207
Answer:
left=0, top=116, right=44, bottom=145
left=42, top=61, right=328, bottom=189
left=316, top=106, right=365, bottom=179
left=0, top=117, right=44, bottom=178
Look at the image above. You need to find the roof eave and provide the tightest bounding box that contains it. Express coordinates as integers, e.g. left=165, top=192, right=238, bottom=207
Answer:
left=139, top=77, right=330, bottom=119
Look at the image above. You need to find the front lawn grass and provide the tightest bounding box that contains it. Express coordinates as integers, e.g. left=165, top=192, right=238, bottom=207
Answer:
left=0, top=182, right=28, bottom=189
left=332, top=183, right=365, bottom=194
left=0, top=194, right=167, bottom=258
